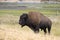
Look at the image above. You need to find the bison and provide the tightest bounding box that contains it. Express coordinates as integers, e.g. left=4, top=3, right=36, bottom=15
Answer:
left=19, top=11, right=52, bottom=34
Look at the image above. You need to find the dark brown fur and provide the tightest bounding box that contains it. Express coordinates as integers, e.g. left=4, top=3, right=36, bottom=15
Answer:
left=28, top=12, right=41, bottom=25
left=19, top=11, right=52, bottom=34
left=28, top=11, right=47, bottom=25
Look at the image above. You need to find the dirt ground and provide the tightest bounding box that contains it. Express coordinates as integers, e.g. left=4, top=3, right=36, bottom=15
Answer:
left=0, top=24, right=60, bottom=40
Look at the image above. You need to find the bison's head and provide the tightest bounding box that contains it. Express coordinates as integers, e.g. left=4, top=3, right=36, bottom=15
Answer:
left=19, top=13, right=28, bottom=27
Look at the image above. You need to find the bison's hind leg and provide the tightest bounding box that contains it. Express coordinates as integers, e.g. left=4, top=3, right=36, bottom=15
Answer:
left=48, top=26, right=51, bottom=35
left=43, top=27, right=47, bottom=34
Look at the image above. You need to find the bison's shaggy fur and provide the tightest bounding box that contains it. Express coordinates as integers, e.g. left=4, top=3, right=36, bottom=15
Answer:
left=28, top=12, right=41, bottom=25
left=19, top=11, right=52, bottom=34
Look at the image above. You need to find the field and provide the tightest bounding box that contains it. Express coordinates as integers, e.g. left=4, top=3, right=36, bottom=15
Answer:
left=0, top=9, right=60, bottom=40
left=0, top=3, right=60, bottom=40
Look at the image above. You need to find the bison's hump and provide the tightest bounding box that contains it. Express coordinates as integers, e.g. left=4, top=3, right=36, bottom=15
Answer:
left=28, top=12, right=41, bottom=25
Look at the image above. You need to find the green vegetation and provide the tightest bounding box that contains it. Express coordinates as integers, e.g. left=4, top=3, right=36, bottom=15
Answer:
left=0, top=10, right=60, bottom=36
left=0, top=9, right=60, bottom=16
left=0, top=3, right=60, bottom=36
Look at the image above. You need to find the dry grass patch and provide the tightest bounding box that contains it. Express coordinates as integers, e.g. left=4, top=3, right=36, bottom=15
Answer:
left=0, top=24, right=60, bottom=40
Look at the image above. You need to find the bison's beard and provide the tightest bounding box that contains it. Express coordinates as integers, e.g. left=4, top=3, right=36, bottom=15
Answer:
left=21, top=25, right=25, bottom=28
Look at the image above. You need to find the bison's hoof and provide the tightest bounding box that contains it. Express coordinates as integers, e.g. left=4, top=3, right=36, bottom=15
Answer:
left=34, top=31, right=39, bottom=33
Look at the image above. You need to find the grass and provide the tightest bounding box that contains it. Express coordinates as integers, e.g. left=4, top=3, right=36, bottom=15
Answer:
left=0, top=3, right=60, bottom=40
left=0, top=24, right=60, bottom=40
left=0, top=9, right=60, bottom=40
left=0, top=10, right=60, bottom=36
left=0, top=9, right=60, bottom=15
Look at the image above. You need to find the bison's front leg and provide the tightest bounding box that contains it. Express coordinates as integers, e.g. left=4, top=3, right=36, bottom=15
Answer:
left=34, top=26, right=39, bottom=33
left=34, top=29, right=39, bottom=33
left=31, top=27, right=39, bottom=33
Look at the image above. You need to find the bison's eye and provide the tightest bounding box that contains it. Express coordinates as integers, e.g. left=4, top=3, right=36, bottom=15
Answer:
left=19, top=19, right=26, bottom=26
